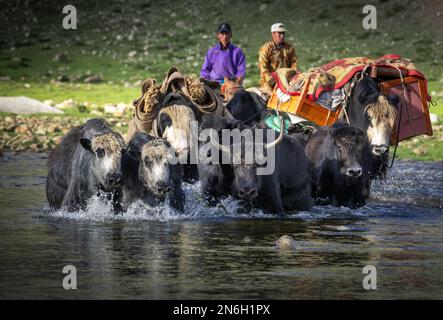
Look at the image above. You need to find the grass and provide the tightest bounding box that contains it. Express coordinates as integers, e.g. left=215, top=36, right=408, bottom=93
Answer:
left=0, top=0, right=442, bottom=160
left=0, top=82, right=139, bottom=106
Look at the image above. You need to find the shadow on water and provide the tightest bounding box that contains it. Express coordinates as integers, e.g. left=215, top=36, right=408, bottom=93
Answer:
left=0, top=152, right=442, bottom=299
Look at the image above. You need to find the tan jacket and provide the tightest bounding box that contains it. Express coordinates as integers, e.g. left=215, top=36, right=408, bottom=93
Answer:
left=258, top=41, right=298, bottom=92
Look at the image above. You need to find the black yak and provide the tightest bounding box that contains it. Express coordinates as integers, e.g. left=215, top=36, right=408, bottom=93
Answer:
left=121, top=132, right=185, bottom=212
left=305, top=122, right=371, bottom=208
left=197, top=114, right=236, bottom=202
left=347, top=76, right=398, bottom=179
left=46, top=118, right=126, bottom=212
left=225, top=91, right=266, bottom=126
left=209, top=118, right=312, bottom=214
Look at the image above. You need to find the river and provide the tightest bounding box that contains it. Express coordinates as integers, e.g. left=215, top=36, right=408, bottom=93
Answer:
left=0, top=152, right=442, bottom=299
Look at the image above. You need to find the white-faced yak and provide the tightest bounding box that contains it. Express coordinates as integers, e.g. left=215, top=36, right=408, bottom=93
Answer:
left=152, top=103, right=199, bottom=183
left=347, top=75, right=398, bottom=179
left=46, top=118, right=126, bottom=212
left=121, top=132, right=185, bottom=212
left=305, top=122, right=371, bottom=208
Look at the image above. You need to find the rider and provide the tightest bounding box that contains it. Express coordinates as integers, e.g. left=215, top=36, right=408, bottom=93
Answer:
left=200, top=23, right=246, bottom=86
left=258, top=23, right=298, bottom=93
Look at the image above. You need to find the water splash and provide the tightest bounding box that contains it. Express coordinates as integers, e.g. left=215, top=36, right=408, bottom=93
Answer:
left=46, top=160, right=442, bottom=222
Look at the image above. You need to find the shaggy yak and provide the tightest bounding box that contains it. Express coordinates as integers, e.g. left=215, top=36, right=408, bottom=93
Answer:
left=121, top=132, right=185, bottom=212
left=46, top=118, right=126, bottom=212
left=305, top=123, right=371, bottom=208
left=225, top=90, right=267, bottom=126
left=152, top=103, right=199, bottom=182
left=347, top=75, right=398, bottom=179
left=197, top=114, right=236, bottom=202
left=209, top=118, right=312, bottom=214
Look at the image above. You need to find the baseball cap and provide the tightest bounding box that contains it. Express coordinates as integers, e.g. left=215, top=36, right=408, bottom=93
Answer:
left=217, top=23, right=232, bottom=34
left=271, top=23, right=287, bottom=33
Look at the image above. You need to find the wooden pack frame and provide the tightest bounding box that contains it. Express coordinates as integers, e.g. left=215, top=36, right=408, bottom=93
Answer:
left=267, top=77, right=342, bottom=126
left=378, top=76, right=433, bottom=144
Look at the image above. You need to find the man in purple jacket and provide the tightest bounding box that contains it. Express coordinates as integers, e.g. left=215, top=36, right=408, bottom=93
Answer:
left=200, top=23, right=246, bottom=84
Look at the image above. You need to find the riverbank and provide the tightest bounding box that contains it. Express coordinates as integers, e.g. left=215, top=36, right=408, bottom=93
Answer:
left=0, top=109, right=442, bottom=161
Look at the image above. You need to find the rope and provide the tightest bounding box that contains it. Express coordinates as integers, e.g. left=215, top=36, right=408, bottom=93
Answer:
left=384, top=61, right=409, bottom=169
left=340, top=74, right=360, bottom=125
left=389, top=99, right=402, bottom=169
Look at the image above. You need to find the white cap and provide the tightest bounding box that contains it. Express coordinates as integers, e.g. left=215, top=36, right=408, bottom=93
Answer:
left=271, top=23, right=287, bottom=33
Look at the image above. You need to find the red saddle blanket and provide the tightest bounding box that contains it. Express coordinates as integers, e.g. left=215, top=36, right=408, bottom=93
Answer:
left=272, top=54, right=431, bottom=102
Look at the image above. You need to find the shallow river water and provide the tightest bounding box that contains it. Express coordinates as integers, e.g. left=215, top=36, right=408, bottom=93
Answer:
left=0, top=152, right=442, bottom=299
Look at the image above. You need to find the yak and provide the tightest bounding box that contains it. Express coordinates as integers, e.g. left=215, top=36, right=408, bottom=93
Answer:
left=225, top=91, right=266, bottom=126
left=152, top=103, right=199, bottom=182
left=305, top=122, right=371, bottom=208
left=197, top=114, right=237, bottom=202
left=46, top=118, right=126, bottom=212
left=121, top=132, right=185, bottom=212
left=209, top=117, right=312, bottom=214
left=347, top=75, right=399, bottom=179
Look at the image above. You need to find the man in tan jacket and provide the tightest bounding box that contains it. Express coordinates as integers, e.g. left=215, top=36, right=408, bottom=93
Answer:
left=258, top=23, right=298, bottom=93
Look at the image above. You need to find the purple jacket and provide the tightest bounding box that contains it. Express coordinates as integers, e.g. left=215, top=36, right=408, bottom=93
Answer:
left=200, top=43, right=246, bottom=82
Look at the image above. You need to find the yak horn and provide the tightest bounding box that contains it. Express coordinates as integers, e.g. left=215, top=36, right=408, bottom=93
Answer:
left=209, top=129, right=230, bottom=153
left=265, top=116, right=285, bottom=149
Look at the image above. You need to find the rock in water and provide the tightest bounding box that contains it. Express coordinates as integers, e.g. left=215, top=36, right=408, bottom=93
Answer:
left=0, top=97, right=64, bottom=114
left=276, top=235, right=297, bottom=251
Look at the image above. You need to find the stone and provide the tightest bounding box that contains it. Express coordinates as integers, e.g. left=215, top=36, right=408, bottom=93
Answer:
left=4, top=116, right=14, bottom=123
left=276, top=235, right=297, bottom=251
left=55, top=99, right=75, bottom=109
left=52, top=136, right=62, bottom=145
left=43, top=99, right=55, bottom=106
left=430, top=113, right=439, bottom=124
left=15, top=124, right=28, bottom=134
left=47, top=124, right=60, bottom=133
left=0, top=97, right=64, bottom=114
left=90, top=110, right=103, bottom=116
left=412, top=147, right=427, bottom=155
left=175, top=20, right=185, bottom=28
left=117, top=103, right=128, bottom=113
left=57, top=75, right=70, bottom=82
left=53, top=52, right=69, bottom=63
left=104, top=104, right=117, bottom=113
left=84, top=75, right=103, bottom=83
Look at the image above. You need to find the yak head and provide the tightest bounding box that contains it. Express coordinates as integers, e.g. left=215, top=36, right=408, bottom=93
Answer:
left=197, top=115, right=238, bottom=195
left=329, top=124, right=370, bottom=179
left=80, top=132, right=125, bottom=191
left=353, top=77, right=398, bottom=157
left=155, top=104, right=196, bottom=164
left=209, top=118, right=285, bottom=202
left=128, top=138, right=175, bottom=196
left=363, top=94, right=398, bottom=156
